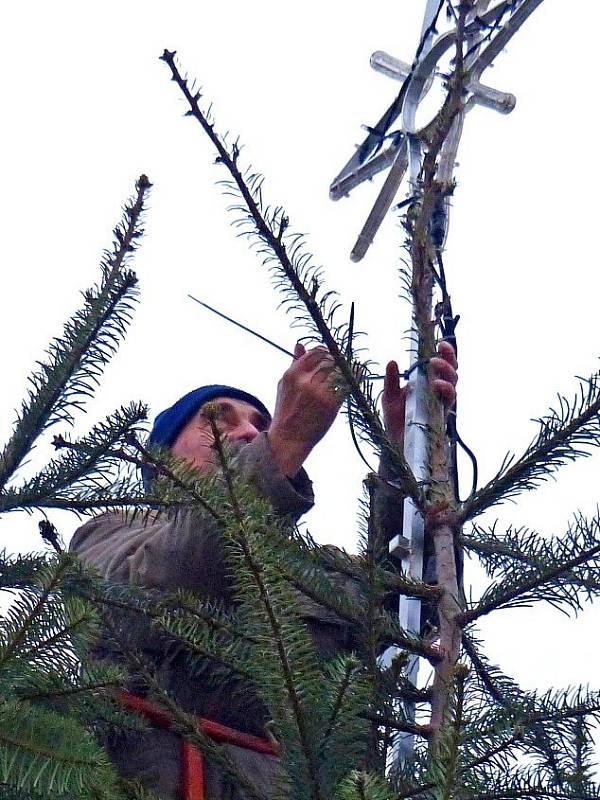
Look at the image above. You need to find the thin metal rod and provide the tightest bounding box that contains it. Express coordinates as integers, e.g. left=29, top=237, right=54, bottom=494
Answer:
left=350, top=139, right=408, bottom=262
left=188, top=294, right=296, bottom=358
left=330, top=142, right=400, bottom=201
left=188, top=293, right=394, bottom=381
left=370, top=49, right=515, bottom=114
left=468, top=0, right=545, bottom=84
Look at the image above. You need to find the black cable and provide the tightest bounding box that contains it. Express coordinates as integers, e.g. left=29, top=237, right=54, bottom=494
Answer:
left=346, top=401, right=377, bottom=474
left=433, top=249, right=479, bottom=502
left=356, top=0, right=446, bottom=165
left=394, top=194, right=418, bottom=212
left=454, top=422, right=478, bottom=497
left=463, top=3, right=510, bottom=64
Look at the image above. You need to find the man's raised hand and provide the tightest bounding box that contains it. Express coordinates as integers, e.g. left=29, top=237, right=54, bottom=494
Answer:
left=429, top=340, right=458, bottom=409
left=268, top=343, right=344, bottom=477
left=383, top=340, right=458, bottom=444
left=267, top=340, right=458, bottom=476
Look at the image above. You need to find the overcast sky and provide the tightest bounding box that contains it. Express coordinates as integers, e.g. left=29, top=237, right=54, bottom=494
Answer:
left=2, top=0, right=599, bottom=711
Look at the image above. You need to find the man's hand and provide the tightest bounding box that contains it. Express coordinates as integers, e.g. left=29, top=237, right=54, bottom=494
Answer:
left=268, top=343, right=344, bottom=477
left=383, top=340, right=458, bottom=444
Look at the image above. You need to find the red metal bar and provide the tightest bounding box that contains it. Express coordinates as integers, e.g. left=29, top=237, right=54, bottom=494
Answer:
left=118, top=690, right=173, bottom=728
left=181, top=740, right=205, bottom=800
left=117, top=691, right=281, bottom=800
left=198, top=717, right=280, bottom=755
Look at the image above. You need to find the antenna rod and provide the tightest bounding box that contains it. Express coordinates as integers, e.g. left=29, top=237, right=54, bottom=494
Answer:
left=187, top=293, right=391, bottom=381
left=188, top=294, right=296, bottom=358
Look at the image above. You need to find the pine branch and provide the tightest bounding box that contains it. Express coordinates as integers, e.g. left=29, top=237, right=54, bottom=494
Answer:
left=19, top=604, right=91, bottom=665
left=393, top=778, right=600, bottom=800
left=362, top=479, right=386, bottom=771
left=459, top=524, right=600, bottom=624
left=0, top=175, right=151, bottom=491
left=376, top=653, right=432, bottom=706
left=461, top=730, right=524, bottom=779
left=426, top=666, right=467, bottom=800
left=317, top=656, right=371, bottom=793
left=0, top=699, right=124, bottom=800
left=11, top=663, right=141, bottom=743
left=98, top=613, right=269, bottom=800
left=159, top=49, right=422, bottom=508
left=244, top=521, right=373, bottom=634
left=0, top=556, right=73, bottom=671
left=461, top=632, right=591, bottom=787
left=126, top=434, right=225, bottom=523
left=151, top=605, right=255, bottom=683
left=321, top=658, right=359, bottom=747
left=42, top=431, right=226, bottom=522
left=0, top=563, right=132, bottom=794
left=520, top=688, right=600, bottom=730
left=569, top=716, right=596, bottom=796
left=462, top=370, right=600, bottom=522
left=461, top=631, right=510, bottom=705
left=0, top=404, right=147, bottom=514
left=208, top=419, right=325, bottom=800
left=23, top=496, right=149, bottom=514
left=0, top=551, right=49, bottom=591
left=461, top=513, right=600, bottom=613
left=378, top=609, right=443, bottom=663
left=465, top=771, right=600, bottom=800
left=361, top=711, right=431, bottom=740
left=165, top=590, right=263, bottom=646
left=334, top=770, right=396, bottom=800
left=273, top=533, right=440, bottom=666
left=18, top=677, right=123, bottom=705
left=83, top=572, right=256, bottom=686
left=316, top=537, right=441, bottom=603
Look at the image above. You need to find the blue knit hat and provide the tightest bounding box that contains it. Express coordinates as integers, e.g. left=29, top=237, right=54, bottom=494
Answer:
left=142, top=384, right=271, bottom=489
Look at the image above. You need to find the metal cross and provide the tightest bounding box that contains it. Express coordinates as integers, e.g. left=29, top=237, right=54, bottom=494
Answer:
left=330, top=0, right=543, bottom=765
left=330, top=0, right=542, bottom=260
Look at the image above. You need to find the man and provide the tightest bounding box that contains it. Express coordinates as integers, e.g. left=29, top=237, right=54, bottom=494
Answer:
left=70, top=342, right=457, bottom=799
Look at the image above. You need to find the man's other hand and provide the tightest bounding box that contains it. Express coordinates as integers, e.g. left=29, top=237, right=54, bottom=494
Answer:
left=268, top=343, right=344, bottom=477
left=383, top=340, right=458, bottom=444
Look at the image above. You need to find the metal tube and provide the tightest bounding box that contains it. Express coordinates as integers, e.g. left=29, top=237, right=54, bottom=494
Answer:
left=371, top=49, right=515, bottom=114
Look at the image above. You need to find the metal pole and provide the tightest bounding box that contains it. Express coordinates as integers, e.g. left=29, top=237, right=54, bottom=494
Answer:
left=386, top=0, right=444, bottom=764
left=330, top=0, right=535, bottom=769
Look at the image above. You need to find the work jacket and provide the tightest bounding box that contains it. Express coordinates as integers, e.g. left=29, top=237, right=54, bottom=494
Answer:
left=70, top=432, right=364, bottom=800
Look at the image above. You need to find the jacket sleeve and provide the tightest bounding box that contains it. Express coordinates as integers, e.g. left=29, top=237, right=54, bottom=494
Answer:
left=69, top=432, right=314, bottom=593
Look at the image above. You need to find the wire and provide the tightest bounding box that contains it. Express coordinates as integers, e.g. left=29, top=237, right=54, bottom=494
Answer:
left=188, top=294, right=295, bottom=359
left=346, top=401, right=377, bottom=474
left=454, top=420, right=479, bottom=496
left=433, top=249, right=479, bottom=502
left=355, top=0, right=446, bottom=166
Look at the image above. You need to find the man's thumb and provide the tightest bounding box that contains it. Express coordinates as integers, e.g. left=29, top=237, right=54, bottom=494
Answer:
left=294, top=342, right=305, bottom=359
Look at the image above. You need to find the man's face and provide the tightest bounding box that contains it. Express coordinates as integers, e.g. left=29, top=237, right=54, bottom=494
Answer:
left=170, top=397, right=270, bottom=472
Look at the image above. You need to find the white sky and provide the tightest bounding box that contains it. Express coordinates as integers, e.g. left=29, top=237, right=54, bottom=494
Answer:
left=2, top=0, right=600, bottom=719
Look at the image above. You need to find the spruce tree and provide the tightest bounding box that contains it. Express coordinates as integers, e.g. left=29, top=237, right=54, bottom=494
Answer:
left=0, top=176, right=154, bottom=798
left=2, top=2, right=600, bottom=799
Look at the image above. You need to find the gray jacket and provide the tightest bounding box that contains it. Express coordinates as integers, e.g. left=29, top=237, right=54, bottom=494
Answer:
left=70, top=432, right=359, bottom=799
